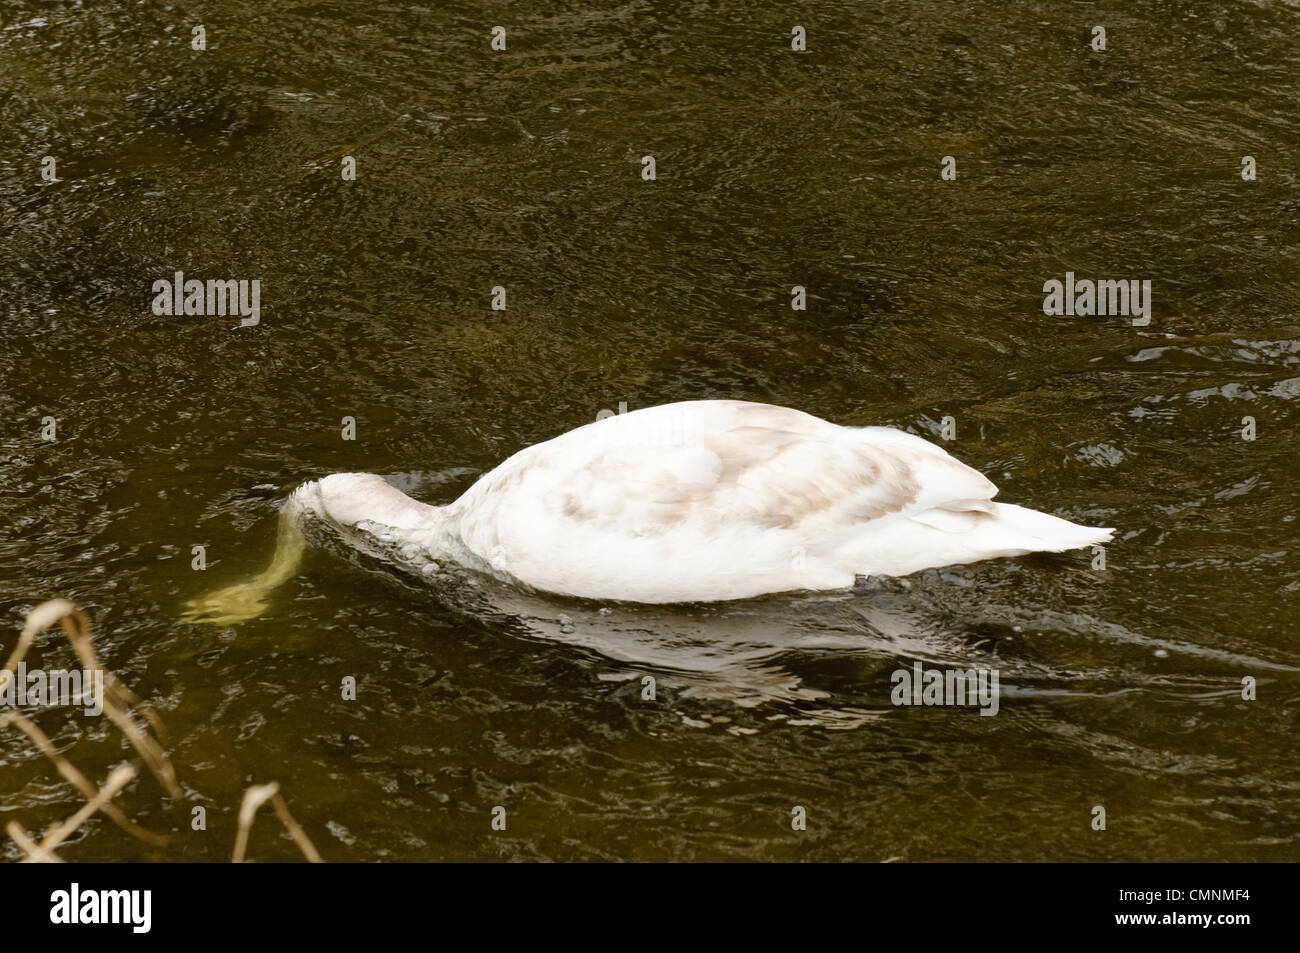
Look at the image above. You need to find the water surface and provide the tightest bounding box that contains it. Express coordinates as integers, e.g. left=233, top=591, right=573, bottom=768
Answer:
left=1, top=0, right=1298, bottom=861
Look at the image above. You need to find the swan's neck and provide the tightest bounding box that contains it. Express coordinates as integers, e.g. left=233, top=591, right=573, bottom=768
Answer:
left=290, top=473, right=457, bottom=549
left=184, top=474, right=459, bottom=625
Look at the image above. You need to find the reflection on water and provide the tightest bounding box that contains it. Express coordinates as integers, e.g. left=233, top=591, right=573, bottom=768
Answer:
left=1, top=0, right=1298, bottom=861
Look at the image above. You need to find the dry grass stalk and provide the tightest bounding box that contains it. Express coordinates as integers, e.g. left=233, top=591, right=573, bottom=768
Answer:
left=38, top=763, right=137, bottom=854
left=2, top=599, right=181, bottom=798
left=268, top=789, right=323, bottom=863
left=3, top=600, right=177, bottom=858
left=6, top=821, right=62, bottom=863
left=232, top=782, right=323, bottom=863
left=56, top=604, right=181, bottom=797
left=1, top=598, right=76, bottom=685
left=5, top=599, right=324, bottom=863
left=0, top=711, right=167, bottom=846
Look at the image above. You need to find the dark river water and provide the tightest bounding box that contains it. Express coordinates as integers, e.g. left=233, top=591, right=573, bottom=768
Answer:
left=2, top=0, right=1298, bottom=862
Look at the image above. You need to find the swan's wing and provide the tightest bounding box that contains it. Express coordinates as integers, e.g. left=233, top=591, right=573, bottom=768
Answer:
left=449, top=401, right=998, bottom=601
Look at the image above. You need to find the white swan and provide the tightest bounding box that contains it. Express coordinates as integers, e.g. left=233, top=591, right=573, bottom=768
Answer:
left=184, top=400, right=1113, bottom=623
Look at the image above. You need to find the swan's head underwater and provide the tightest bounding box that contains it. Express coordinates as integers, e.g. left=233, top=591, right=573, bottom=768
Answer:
left=183, top=399, right=1114, bottom=624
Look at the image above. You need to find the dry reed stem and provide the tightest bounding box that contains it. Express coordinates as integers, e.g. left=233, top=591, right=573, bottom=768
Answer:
left=0, top=711, right=167, bottom=846
left=39, top=763, right=137, bottom=853
left=6, top=822, right=62, bottom=863
left=270, top=791, right=323, bottom=863
left=232, top=782, right=323, bottom=863
left=5, top=600, right=323, bottom=863
left=232, top=782, right=278, bottom=863
left=1, top=598, right=76, bottom=685
left=3, top=599, right=182, bottom=798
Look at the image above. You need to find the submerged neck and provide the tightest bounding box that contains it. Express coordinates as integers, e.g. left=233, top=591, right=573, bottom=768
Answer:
left=183, top=473, right=457, bottom=626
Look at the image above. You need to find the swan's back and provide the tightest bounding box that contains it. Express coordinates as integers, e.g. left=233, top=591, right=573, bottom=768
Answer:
left=440, top=400, right=1108, bottom=603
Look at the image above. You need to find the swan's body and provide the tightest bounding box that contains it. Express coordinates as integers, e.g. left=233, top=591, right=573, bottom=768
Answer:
left=186, top=400, right=1113, bottom=622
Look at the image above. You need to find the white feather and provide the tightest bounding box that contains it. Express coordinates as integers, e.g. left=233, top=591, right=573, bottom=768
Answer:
left=298, top=399, right=1114, bottom=603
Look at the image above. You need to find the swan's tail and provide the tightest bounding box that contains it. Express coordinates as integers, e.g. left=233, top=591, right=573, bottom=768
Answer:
left=979, top=502, right=1114, bottom=555
left=839, top=501, right=1114, bottom=580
